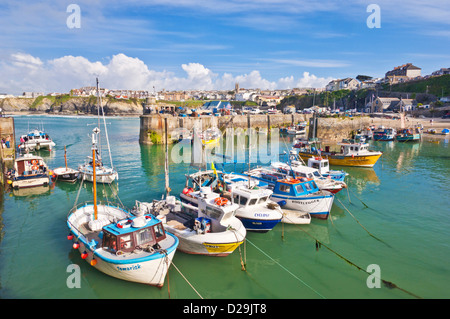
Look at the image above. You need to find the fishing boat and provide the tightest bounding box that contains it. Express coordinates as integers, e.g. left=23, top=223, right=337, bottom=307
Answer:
left=220, top=179, right=283, bottom=232
left=287, top=122, right=307, bottom=135
left=67, top=137, right=178, bottom=287
left=293, top=139, right=383, bottom=168
left=52, top=145, right=79, bottom=182
left=200, top=128, right=221, bottom=146
left=306, top=156, right=348, bottom=182
left=138, top=190, right=246, bottom=256
left=78, top=79, right=118, bottom=184
left=395, top=127, right=421, bottom=142
left=373, top=127, right=396, bottom=141
left=18, top=129, right=55, bottom=152
left=236, top=168, right=332, bottom=220
left=270, top=160, right=347, bottom=194
left=6, top=153, right=50, bottom=189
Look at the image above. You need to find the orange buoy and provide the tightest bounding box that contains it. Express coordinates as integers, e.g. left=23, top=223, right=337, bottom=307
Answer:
left=81, top=251, right=88, bottom=259
left=73, top=242, right=80, bottom=249
left=90, top=259, right=97, bottom=266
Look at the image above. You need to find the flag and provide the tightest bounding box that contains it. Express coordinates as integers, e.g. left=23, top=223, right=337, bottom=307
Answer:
left=211, top=161, right=217, bottom=176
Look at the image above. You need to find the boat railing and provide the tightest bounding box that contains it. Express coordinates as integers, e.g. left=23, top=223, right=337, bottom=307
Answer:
left=67, top=200, right=129, bottom=237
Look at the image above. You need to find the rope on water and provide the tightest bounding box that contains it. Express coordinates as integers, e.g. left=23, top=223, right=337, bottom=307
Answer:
left=246, top=238, right=326, bottom=299
left=171, top=262, right=204, bottom=299
left=281, top=214, right=421, bottom=299
left=335, top=196, right=390, bottom=247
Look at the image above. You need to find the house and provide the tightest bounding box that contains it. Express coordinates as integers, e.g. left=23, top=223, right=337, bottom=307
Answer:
left=389, top=99, right=415, bottom=112
left=202, top=100, right=232, bottom=113
left=385, top=63, right=421, bottom=84
left=432, top=68, right=450, bottom=76
left=325, top=78, right=360, bottom=91
left=372, top=97, right=399, bottom=112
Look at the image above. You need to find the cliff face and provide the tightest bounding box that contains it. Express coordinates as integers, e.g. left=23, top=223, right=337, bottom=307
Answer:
left=0, top=97, right=145, bottom=115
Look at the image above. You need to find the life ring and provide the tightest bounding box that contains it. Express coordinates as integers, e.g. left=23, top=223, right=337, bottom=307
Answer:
left=31, top=159, right=38, bottom=165
left=214, top=197, right=228, bottom=206
left=32, top=165, right=39, bottom=170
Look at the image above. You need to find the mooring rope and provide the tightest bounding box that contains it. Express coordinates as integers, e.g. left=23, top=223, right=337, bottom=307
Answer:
left=335, top=196, right=389, bottom=247
left=171, top=262, right=204, bottom=299
left=281, top=214, right=422, bottom=299
left=246, top=238, right=326, bottom=299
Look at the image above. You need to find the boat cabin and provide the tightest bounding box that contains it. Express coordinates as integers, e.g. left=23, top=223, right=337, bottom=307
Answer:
left=307, top=157, right=330, bottom=175
left=231, top=186, right=271, bottom=208
left=337, top=141, right=371, bottom=155
left=196, top=192, right=239, bottom=232
left=101, top=215, right=166, bottom=254
left=273, top=178, right=319, bottom=197
left=13, top=155, right=48, bottom=176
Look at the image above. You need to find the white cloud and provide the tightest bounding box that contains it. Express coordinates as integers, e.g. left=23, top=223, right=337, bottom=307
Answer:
left=0, top=52, right=333, bottom=94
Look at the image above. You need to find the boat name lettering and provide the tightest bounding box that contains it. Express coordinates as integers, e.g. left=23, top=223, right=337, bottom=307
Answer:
left=254, top=213, right=270, bottom=217
left=116, top=264, right=141, bottom=271
left=293, top=199, right=319, bottom=205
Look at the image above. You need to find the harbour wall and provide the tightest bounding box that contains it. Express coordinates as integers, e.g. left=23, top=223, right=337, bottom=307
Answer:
left=139, top=113, right=372, bottom=144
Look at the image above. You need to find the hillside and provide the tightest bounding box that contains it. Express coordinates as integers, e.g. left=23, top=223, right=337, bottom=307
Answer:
left=382, top=74, right=450, bottom=96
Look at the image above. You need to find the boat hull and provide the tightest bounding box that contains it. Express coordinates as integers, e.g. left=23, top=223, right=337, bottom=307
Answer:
left=11, top=174, right=49, bottom=188
left=237, top=217, right=281, bottom=233
left=395, top=134, right=421, bottom=142
left=73, top=237, right=177, bottom=287
left=298, top=152, right=382, bottom=168
left=79, top=167, right=118, bottom=184
left=53, top=167, right=79, bottom=183
left=163, top=218, right=246, bottom=257
left=270, top=192, right=334, bottom=220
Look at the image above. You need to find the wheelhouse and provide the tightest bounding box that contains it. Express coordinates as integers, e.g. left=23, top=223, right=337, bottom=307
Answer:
left=101, top=216, right=166, bottom=254
left=274, top=178, right=319, bottom=197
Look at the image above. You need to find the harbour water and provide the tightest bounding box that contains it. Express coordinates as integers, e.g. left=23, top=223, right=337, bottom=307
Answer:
left=1, top=115, right=449, bottom=299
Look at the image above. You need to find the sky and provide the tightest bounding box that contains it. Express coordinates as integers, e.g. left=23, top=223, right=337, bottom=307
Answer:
left=0, top=0, right=450, bottom=95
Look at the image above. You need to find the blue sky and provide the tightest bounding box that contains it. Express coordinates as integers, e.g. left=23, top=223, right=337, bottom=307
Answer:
left=1, top=0, right=449, bottom=94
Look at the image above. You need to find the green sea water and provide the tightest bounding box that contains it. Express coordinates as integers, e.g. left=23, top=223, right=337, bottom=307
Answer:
left=1, top=115, right=449, bottom=300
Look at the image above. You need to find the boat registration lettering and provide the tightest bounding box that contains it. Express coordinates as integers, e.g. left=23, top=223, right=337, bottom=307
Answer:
left=293, top=199, right=319, bottom=205
left=254, top=213, right=269, bottom=217
left=116, top=264, right=141, bottom=271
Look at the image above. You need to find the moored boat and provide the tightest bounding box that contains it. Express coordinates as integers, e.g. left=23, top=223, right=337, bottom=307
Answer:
left=138, top=190, right=246, bottom=256
left=293, top=139, right=382, bottom=168
left=6, top=153, right=50, bottom=189
left=373, top=127, right=396, bottom=141
left=53, top=145, right=79, bottom=182
left=18, top=129, right=55, bottom=152
left=67, top=144, right=178, bottom=286
left=395, top=127, right=421, bottom=142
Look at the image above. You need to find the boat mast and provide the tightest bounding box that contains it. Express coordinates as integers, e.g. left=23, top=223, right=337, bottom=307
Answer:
left=92, top=129, right=98, bottom=220
left=64, top=145, right=68, bottom=170
left=164, top=117, right=170, bottom=198
left=97, top=78, right=114, bottom=169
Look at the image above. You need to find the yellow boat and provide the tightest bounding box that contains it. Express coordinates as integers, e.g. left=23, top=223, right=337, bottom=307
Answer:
left=294, top=139, right=382, bottom=168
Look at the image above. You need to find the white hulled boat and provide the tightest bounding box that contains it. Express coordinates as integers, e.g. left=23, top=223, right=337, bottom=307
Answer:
left=7, top=153, right=50, bottom=188
left=67, top=140, right=178, bottom=286
left=18, top=129, right=55, bottom=152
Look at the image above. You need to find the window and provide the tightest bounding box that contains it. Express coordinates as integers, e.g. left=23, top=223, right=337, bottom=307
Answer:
left=119, top=234, right=133, bottom=251
left=102, top=231, right=117, bottom=252
left=136, top=228, right=154, bottom=246
left=206, top=206, right=222, bottom=220
left=248, top=198, right=257, bottom=206
left=303, top=183, right=313, bottom=191
left=154, top=224, right=166, bottom=241
left=296, top=185, right=305, bottom=193
left=258, top=196, right=268, bottom=204
left=279, top=184, right=290, bottom=193
left=239, top=196, right=248, bottom=206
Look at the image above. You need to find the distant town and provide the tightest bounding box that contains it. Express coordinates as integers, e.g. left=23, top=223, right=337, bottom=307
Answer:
left=1, top=63, right=449, bottom=115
